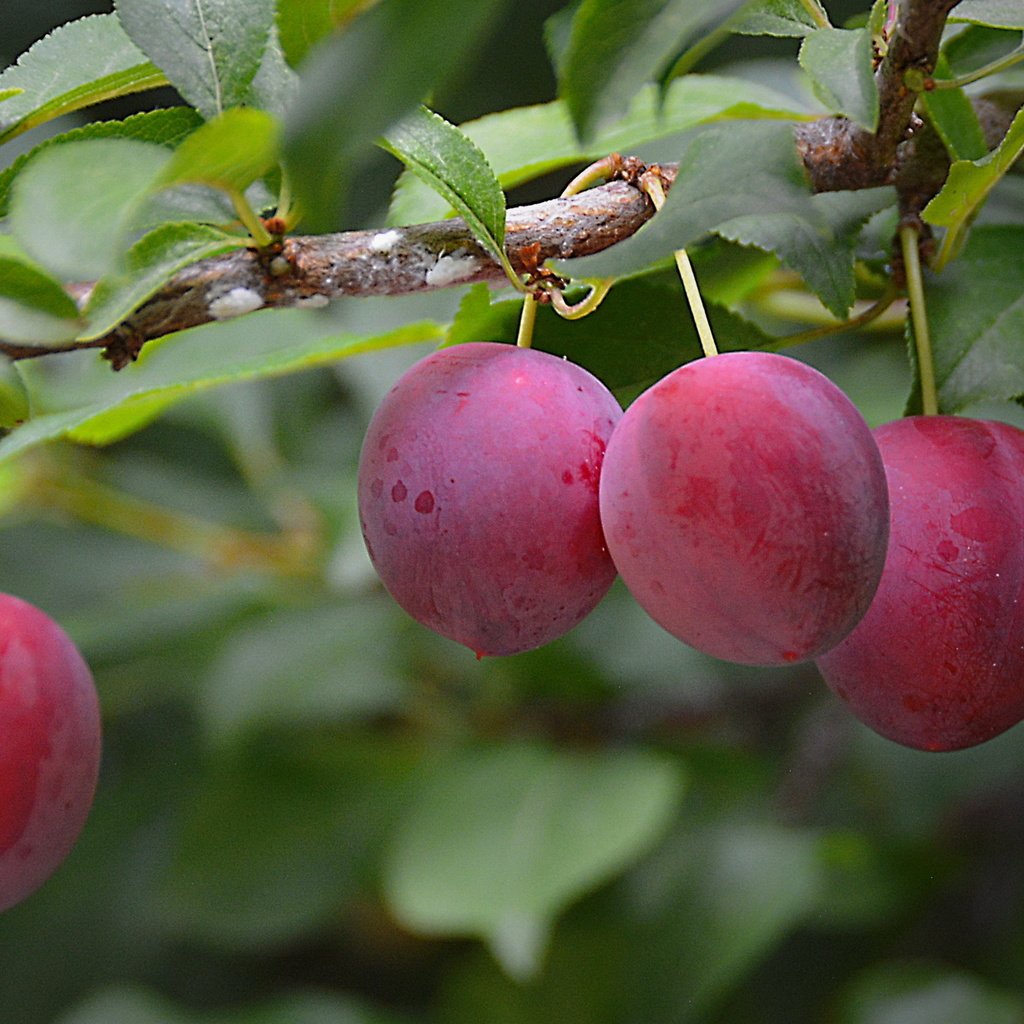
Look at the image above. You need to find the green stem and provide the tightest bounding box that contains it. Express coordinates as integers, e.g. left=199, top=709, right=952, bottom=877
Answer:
left=799, top=0, right=832, bottom=29
left=929, top=44, right=1024, bottom=89
left=230, top=188, right=275, bottom=249
left=666, top=23, right=733, bottom=80
left=516, top=293, right=538, bottom=348
left=560, top=154, right=622, bottom=199
left=899, top=224, right=939, bottom=416
left=767, top=287, right=901, bottom=348
left=550, top=279, right=613, bottom=320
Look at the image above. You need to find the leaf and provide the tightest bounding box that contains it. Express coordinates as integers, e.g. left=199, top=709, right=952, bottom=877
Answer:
left=0, top=15, right=165, bottom=144
left=283, top=0, right=511, bottom=231
left=1, top=314, right=443, bottom=461
left=81, top=224, right=247, bottom=341
left=0, top=257, right=82, bottom=345
left=799, top=26, right=878, bottom=131
left=559, top=0, right=748, bottom=140
left=388, top=75, right=811, bottom=227
left=242, top=23, right=301, bottom=117
left=950, top=0, right=1024, bottom=29
left=565, top=120, right=822, bottom=280
left=714, top=187, right=896, bottom=318
left=158, top=108, right=281, bottom=194
left=728, top=0, right=823, bottom=37
left=380, top=107, right=509, bottom=272
left=0, top=108, right=203, bottom=220
left=919, top=55, right=988, bottom=161
left=276, top=0, right=380, bottom=66
left=923, top=105, right=1024, bottom=268
left=114, top=0, right=276, bottom=120
left=922, top=226, right=1024, bottom=412
left=8, top=139, right=172, bottom=282
left=384, top=743, right=683, bottom=980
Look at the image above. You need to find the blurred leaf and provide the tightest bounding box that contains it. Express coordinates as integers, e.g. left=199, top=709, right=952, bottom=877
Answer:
left=276, top=0, right=380, bottom=66
left=2, top=313, right=443, bottom=460
left=729, top=0, right=822, bottom=37
left=0, top=14, right=164, bottom=144
left=380, top=106, right=509, bottom=271
left=82, top=224, right=247, bottom=341
left=799, top=26, right=878, bottom=131
left=385, top=743, right=683, bottom=980
left=243, top=23, right=301, bottom=117
left=0, top=256, right=82, bottom=344
left=839, top=963, right=1024, bottom=1024
left=0, top=108, right=203, bottom=220
left=283, top=0, right=509, bottom=231
left=924, top=105, right=1024, bottom=268
left=56, top=987, right=191, bottom=1024
left=559, top=0, right=748, bottom=140
left=919, top=226, right=1024, bottom=411
left=950, top=0, right=1024, bottom=28
left=388, top=75, right=810, bottom=226
left=920, top=55, right=988, bottom=161
left=714, top=186, right=896, bottom=318
left=115, top=0, right=275, bottom=120
left=9, top=138, right=171, bottom=281
left=158, top=109, right=281, bottom=194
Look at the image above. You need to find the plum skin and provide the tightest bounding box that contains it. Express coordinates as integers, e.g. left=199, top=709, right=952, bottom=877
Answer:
left=598, top=352, right=890, bottom=665
left=357, top=342, right=622, bottom=656
left=0, top=594, right=101, bottom=913
left=817, top=416, right=1024, bottom=752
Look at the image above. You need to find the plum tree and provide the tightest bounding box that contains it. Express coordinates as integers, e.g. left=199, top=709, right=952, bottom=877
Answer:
left=817, top=416, right=1024, bottom=752
left=598, top=352, right=890, bottom=665
left=0, top=594, right=101, bottom=913
left=357, top=341, right=622, bottom=656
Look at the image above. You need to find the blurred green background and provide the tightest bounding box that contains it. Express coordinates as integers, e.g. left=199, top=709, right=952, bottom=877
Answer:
left=3, top=4, right=1024, bottom=1024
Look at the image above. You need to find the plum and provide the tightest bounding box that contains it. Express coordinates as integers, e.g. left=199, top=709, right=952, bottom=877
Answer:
left=598, top=351, right=889, bottom=665
left=0, top=594, right=101, bottom=912
left=817, top=415, right=1024, bottom=751
left=357, top=342, right=622, bottom=656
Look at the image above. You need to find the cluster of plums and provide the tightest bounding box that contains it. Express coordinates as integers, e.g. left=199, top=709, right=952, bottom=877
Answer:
left=359, top=341, right=1024, bottom=754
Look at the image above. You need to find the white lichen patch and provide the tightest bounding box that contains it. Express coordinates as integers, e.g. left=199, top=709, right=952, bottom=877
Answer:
left=369, top=229, right=402, bottom=254
left=208, top=287, right=265, bottom=320
left=296, top=293, right=330, bottom=309
left=425, top=252, right=478, bottom=288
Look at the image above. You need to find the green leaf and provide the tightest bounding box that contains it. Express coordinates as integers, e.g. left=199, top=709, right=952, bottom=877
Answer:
left=9, top=138, right=172, bottom=282
left=0, top=257, right=82, bottom=345
left=950, top=0, right=1024, bottom=29
left=380, top=106, right=509, bottom=273
left=283, top=0, right=510, bottom=231
left=799, top=26, right=879, bottom=131
left=728, top=0, right=823, bottom=37
left=0, top=15, right=165, bottom=144
left=1, top=313, right=443, bottom=461
left=388, top=75, right=811, bottom=227
left=384, top=743, right=683, bottom=980
left=919, top=55, right=988, bottom=161
left=0, top=89, right=22, bottom=104
left=923, top=105, right=1024, bottom=267
left=559, top=0, right=748, bottom=140
left=81, top=224, right=247, bottom=341
left=114, top=0, right=276, bottom=120
left=923, top=226, right=1024, bottom=412
left=158, top=108, right=281, bottom=193
left=276, top=0, right=379, bottom=66
left=565, top=121, right=820, bottom=280
left=714, top=187, right=896, bottom=318
left=0, top=108, right=203, bottom=220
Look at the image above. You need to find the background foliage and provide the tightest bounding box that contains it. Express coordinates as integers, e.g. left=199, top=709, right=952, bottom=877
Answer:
left=2, top=1, right=1024, bottom=1022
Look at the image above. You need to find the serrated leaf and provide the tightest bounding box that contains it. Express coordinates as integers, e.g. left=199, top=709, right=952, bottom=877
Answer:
left=276, top=0, right=379, bottom=66
left=950, top=0, right=1024, bottom=28
left=158, top=108, right=281, bottom=194
left=714, top=187, right=896, bottom=318
left=920, top=55, right=988, bottom=161
left=923, top=226, right=1024, bottom=412
left=283, top=0, right=510, bottom=232
left=385, top=743, right=682, bottom=980
left=0, top=257, right=82, bottom=345
left=0, top=15, right=165, bottom=144
left=9, top=139, right=172, bottom=282
left=380, top=106, right=508, bottom=271
left=82, top=224, right=246, bottom=341
left=799, top=26, right=878, bottom=131
left=728, top=0, right=823, bottom=37
left=0, top=108, right=203, bottom=220
left=923, top=105, right=1024, bottom=268
left=0, top=314, right=443, bottom=460
left=565, top=120, right=821, bottom=280
left=115, top=0, right=275, bottom=120
left=388, top=75, right=810, bottom=227
left=559, top=0, right=748, bottom=140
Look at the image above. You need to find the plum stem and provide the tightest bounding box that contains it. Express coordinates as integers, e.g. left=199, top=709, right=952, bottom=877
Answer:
left=899, top=223, right=938, bottom=415
left=641, top=173, right=719, bottom=357
left=516, top=292, right=538, bottom=348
